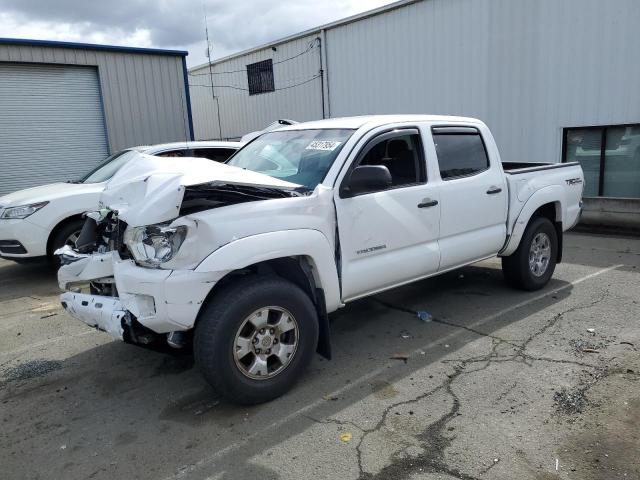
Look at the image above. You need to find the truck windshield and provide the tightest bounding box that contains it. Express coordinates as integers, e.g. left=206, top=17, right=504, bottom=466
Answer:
left=226, top=129, right=354, bottom=190
left=80, top=150, right=139, bottom=183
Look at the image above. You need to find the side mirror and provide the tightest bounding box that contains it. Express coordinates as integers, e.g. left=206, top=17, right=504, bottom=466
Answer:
left=343, top=165, right=392, bottom=196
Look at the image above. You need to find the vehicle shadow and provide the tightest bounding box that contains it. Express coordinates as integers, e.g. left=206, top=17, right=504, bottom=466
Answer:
left=0, top=262, right=578, bottom=480
left=0, top=258, right=57, bottom=302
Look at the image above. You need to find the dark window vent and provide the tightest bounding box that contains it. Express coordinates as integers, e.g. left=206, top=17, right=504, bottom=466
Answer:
left=246, top=59, right=275, bottom=95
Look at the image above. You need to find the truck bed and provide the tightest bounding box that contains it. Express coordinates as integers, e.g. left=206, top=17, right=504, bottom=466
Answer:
left=502, top=161, right=580, bottom=174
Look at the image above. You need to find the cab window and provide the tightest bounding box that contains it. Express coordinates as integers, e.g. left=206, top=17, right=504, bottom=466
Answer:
left=432, top=127, right=490, bottom=180
left=192, top=148, right=237, bottom=163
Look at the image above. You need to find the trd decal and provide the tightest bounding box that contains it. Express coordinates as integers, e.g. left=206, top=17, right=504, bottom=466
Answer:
left=565, top=178, right=583, bottom=185
left=356, top=245, right=387, bottom=255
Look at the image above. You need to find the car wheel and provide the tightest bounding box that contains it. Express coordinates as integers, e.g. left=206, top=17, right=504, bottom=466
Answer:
left=502, top=216, right=558, bottom=291
left=48, top=219, right=84, bottom=266
left=194, top=275, right=319, bottom=405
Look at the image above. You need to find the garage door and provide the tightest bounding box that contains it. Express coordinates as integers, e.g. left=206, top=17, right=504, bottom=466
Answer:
left=0, top=63, right=109, bottom=196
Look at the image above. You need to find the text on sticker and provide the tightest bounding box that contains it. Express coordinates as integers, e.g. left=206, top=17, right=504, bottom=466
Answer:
left=306, top=140, right=342, bottom=151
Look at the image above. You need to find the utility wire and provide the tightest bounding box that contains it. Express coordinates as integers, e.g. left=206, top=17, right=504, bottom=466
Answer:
left=189, top=74, right=321, bottom=92
left=189, top=38, right=319, bottom=76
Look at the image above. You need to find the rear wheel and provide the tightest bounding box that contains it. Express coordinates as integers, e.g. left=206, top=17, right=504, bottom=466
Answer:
left=194, top=275, right=319, bottom=405
left=502, top=216, right=558, bottom=291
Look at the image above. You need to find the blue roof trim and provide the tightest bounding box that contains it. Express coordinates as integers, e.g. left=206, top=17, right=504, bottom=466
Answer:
left=181, top=57, right=195, bottom=141
left=0, top=38, right=188, bottom=57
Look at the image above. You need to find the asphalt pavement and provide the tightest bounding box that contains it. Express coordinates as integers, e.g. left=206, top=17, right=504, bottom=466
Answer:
left=1, top=232, right=639, bottom=480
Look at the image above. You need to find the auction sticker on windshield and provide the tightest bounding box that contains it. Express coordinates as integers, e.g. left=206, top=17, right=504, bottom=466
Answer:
left=306, top=140, right=342, bottom=151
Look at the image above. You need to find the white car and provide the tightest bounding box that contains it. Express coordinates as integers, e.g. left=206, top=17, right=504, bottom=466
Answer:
left=57, top=115, right=583, bottom=404
left=0, top=141, right=241, bottom=264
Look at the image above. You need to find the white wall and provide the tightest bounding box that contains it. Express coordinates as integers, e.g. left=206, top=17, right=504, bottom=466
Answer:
left=189, top=34, right=323, bottom=140
left=189, top=0, right=640, bottom=162
left=326, top=0, right=640, bottom=163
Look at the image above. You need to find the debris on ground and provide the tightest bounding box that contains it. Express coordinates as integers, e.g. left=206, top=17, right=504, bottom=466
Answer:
left=340, top=433, right=352, bottom=443
left=390, top=353, right=409, bottom=363
left=570, top=339, right=606, bottom=356
left=417, top=311, right=432, bottom=322
left=40, top=313, right=57, bottom=319
left=323, top=394, right=339, bottom=401
left=2, top=359, right=63, bottom=382
left=554, top=387, right=587, bottom=414
left=586, top=328, right=595, bottom=334
left=400, top=330, right=413, bottom=339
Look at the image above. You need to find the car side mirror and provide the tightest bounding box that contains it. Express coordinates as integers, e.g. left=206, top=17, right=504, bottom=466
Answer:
left=343, top=165, right=392, bottom=196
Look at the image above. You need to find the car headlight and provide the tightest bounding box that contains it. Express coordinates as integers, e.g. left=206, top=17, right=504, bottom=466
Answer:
left=124, top=223, right=188, bottom=268
left=0, top=202, right=49, bottom=219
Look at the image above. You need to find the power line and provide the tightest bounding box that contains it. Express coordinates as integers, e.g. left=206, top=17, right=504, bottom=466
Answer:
left=189, top=74, right=321, bottom=92
left=189, top=38, right=319, bottom=77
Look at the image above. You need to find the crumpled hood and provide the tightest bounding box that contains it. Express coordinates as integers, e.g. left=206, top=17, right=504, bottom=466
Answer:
left=100, top=152, right=301, bottom=226
left=0, top=181, right=103, bottom=207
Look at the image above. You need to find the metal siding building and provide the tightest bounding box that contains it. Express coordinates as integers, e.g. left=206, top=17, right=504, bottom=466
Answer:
left=0, top=39, right=193, bottom=195
left=189, top=0, right=640, bottom=214
left=189, top=33, right=322, bottom=141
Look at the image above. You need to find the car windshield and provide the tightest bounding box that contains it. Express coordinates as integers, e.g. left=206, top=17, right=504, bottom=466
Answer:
left=80, top=150, right=139, bottom=183
left=226, top=129, right=354, bottom=190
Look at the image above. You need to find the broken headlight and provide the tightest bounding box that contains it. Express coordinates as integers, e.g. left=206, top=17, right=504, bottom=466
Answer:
left=123, top=224, right=187, bottom=268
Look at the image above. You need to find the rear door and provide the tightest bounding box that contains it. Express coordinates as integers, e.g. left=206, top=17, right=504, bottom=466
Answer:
left=334, top=127, right=441, bottom=300
left=430, top=126, right=508, bottom=270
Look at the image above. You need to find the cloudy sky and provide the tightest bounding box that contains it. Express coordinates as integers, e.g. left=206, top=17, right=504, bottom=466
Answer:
left=0, top=0, right=395, bottom=66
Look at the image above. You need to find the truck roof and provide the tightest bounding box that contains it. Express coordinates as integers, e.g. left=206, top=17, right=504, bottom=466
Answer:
left=275, top=114, right=482, bottom=131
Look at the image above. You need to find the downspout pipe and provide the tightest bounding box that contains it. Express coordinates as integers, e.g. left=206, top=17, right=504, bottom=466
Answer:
left=319, top=29, right=331, bottom=119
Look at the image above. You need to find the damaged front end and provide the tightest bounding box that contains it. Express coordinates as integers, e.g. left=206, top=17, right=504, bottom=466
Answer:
left=56, top=209, right=182, bottom=348
left=55, top=153, right=304, bottom=350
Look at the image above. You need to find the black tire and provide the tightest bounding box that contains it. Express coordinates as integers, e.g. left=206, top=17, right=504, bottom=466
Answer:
left=194, top=275, right=319, bottom=405
left=501, top=216, right=558, bottom=291
left=48, top=219, right=84, bottom=266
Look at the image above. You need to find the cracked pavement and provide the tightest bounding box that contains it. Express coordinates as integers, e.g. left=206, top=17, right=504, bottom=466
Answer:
left=1, top=232, right=639, bottom=479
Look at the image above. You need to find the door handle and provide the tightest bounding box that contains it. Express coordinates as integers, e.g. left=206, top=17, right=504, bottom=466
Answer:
left=486, top=186, right=502, bottom=194
left=417, top=198, right=438, bottom=208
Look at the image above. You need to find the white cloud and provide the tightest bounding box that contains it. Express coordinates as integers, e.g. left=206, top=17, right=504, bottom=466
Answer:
left=0, top=0, right=396, bottom=66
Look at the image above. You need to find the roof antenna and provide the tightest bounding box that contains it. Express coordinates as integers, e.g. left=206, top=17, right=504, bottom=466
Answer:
left=203, top=2, right=223, bottom=140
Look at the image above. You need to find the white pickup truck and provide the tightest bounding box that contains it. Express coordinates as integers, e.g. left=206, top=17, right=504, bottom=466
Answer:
left=57, top=115, right=584, bottom=404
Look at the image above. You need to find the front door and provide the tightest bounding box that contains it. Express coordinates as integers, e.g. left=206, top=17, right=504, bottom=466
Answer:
left=334, top=127, right=441, bottom=301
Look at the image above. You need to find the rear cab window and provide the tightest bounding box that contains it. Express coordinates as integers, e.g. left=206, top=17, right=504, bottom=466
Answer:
left=192, top=148, right=237, bottom=163
left=432, top=127, right=490, bottom=180
left=156, top=149, right=187, bottom=157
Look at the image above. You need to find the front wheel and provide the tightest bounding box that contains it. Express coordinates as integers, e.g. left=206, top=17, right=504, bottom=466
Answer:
left=194, top=275, right=319, bottom=405
left=48, top=219, right=84, bottom=267
left=502, top=216, right=558, bottom=291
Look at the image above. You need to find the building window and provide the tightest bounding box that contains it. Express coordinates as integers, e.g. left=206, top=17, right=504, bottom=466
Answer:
left=246, top=59, right=274, bottom=95
left=563, top=124, right=640, bottom=198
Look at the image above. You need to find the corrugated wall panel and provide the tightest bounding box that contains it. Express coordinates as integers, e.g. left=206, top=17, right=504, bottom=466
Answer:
left=189, top=34, right=323, bottom=140
left=0, top=63, right=108, bottom=195
left=0, top=45, right=191, bottom=153
left=191, top=0, right=640, bottom=163
left=326, top=0, right=640, bottom=163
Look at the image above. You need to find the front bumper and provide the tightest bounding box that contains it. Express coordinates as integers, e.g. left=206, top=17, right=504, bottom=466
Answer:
left=58, top=252, right=224, bottom=339
left=61, top=292, right=126, bottom=339
left=0, top=218, right=49, bottom=258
